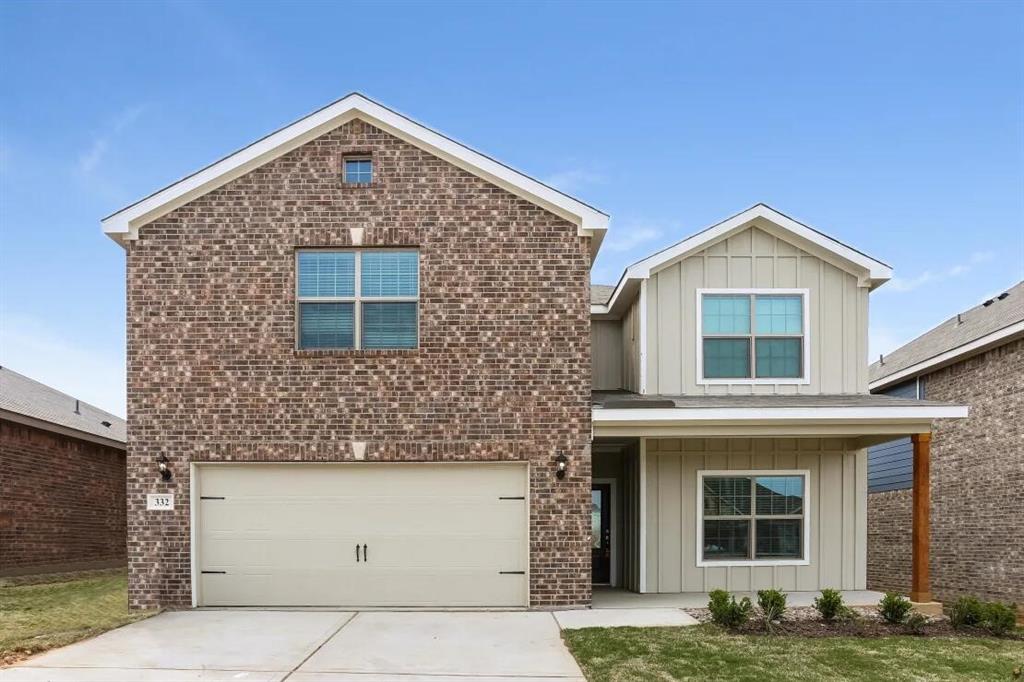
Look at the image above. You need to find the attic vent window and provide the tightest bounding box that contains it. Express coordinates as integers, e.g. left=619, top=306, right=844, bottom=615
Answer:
left=101, top=421, right=112, bottom=428
left=343, top=157, right=372, bottom=184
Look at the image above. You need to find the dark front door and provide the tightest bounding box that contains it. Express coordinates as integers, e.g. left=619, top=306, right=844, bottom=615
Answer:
left=591, top=484, right=611, bottom=584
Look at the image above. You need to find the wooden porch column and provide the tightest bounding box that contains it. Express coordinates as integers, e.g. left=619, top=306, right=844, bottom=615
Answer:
left=910, top=432, right=932, bottom=603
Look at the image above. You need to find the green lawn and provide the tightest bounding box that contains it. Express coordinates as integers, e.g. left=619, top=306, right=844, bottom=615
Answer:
left=563, top=624, right=1024, bottom=682
left=0, top=572, right=157, bottom=664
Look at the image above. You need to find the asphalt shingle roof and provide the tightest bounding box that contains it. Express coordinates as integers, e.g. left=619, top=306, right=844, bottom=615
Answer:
left=591, top=284, right=616, bottom=305
left=592, top=391, right=951, bottom=409
left=870, top=281, right=1024, bottom=384
left=0, top=366, right=126, bottom=444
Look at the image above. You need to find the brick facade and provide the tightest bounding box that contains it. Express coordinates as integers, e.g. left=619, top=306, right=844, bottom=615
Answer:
left=0, top=420, right=127, bottom=576
left=125, top=119, right=593, bottom=609
left=867, top=337, right=1024, bottom=604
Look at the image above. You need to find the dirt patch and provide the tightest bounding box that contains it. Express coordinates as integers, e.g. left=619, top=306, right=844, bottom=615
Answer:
left=683, top=606, right=1024, bottom=640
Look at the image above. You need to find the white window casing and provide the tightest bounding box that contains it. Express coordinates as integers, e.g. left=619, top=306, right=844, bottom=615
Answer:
left=696, top=288, right=811, bottom=386
left=696, top=469, right=811, bottom=568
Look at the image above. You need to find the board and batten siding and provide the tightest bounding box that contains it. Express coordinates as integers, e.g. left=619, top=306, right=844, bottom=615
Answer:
left=644, top=437, right=867, bottom=593
left=622, top=295, right=642, bottom=393
left=643, top=224, right=870, bottom=395
left=592, top=320, right=624, bottom=391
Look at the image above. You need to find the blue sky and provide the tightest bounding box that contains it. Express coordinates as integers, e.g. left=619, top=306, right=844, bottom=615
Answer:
left=1, top=1, right=1022, bottom=417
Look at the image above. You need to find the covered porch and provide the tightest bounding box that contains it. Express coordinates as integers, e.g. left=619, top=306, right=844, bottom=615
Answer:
left=589, top=391, right=968, bottom=608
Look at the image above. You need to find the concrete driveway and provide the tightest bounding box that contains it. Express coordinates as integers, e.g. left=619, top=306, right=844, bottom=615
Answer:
left=0, top=610, right=586, bottom=681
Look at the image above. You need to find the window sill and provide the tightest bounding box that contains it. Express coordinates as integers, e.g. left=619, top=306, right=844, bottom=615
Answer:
left=295, top=348, right=419, bottom=358
left=696, top=558, right=810, bottom=568
left=342, top=182, right=373, bottom=189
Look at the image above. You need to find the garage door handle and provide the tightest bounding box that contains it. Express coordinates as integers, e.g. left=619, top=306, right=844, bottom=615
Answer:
left=363, top=544, right=368, bottom=563
left=356, top=544, right=361, bottom=562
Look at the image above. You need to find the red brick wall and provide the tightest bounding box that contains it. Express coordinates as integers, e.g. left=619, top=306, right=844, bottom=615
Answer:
left=868, top=337, right=1024, bottom=604
left=125, top=118, right=593, bottom=609
left=0, top=420, right=126, bottom=576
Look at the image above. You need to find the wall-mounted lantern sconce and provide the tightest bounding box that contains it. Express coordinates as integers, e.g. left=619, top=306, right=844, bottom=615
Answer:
left=555, top=452, right=568, bottom=480
left=157, top=455, right=172, bottom=482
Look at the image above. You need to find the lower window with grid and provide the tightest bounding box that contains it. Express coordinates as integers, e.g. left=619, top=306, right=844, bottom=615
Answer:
left=700, top=473, right=806, bottom=563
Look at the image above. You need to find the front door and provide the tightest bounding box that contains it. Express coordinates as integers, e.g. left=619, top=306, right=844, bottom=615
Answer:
left=591, top=484, right=611, bottom=584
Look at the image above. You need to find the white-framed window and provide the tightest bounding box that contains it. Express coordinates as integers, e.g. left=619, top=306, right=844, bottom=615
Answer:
left=696, top=470, right=810, bottom=567
left=696, top=288, right=810, bottom=384
left=343, top=156, right=373, bottom=184
left=296, top=249, right=418, bottom=350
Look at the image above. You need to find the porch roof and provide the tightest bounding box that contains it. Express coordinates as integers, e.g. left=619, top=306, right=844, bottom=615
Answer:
left=591, top=390, right=967, bottom=441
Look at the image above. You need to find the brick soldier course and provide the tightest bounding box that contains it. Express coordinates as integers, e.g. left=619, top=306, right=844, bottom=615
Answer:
left=124, top=118, right=593, bottom=609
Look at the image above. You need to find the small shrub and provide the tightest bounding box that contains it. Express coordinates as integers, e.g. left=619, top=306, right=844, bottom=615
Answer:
left=981, top=601, right=1017, bottom=636
left=757, top=589, right=787, bottom=632
left=708, top=589, right=753, bottom=628
left=814, top=589, right=844, bottom=622
left=905, top=611, right=928, bottom=635
left=879, top=592, right=913, bottom=625
left=949, top=596, right=984, bottom=629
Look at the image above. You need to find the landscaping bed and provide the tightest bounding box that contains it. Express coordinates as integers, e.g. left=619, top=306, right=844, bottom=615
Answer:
left=685, top=605, right=1023, bottom=639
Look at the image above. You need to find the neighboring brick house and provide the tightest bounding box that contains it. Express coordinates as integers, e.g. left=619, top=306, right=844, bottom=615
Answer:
left=868, top=281, right=1023, bottom=606
left=103, top=93, right=964, bottom=611
left=0, top=367, right=127, bottom=577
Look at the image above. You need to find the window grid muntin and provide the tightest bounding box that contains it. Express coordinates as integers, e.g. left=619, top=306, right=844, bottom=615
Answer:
left=702, top=474, right=805, bottom=562
left=343, top=157, right=373, bottom=184
left=296, top=249, right=418, bottom=350
left=702, top=292, right=805, bottom=380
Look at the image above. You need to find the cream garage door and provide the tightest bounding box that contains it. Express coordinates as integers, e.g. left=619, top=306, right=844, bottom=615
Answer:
left=195, top=462, right=528, bottom=607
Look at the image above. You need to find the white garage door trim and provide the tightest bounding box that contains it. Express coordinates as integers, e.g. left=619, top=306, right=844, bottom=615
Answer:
left=189, top=461, right=530, bottom=608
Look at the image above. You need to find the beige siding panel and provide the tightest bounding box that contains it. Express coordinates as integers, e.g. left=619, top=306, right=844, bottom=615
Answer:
left=657, top=264, right=682, bottom=394
left=644, top=438, right=865, bottom=594
left=592, top=320, right=623, bottom=390
left=643, top=223, right=868, bottom=396
left=621, top=296, right=641, bottom=393
left=657, top=455, right=682, bottom=592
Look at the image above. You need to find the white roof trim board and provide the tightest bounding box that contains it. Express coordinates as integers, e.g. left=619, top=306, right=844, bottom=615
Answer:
left=102, top=93, right=609, bottom=254
left=592, top=204, right=893, bottom=316
left=592, top=404, right=969, bottom=424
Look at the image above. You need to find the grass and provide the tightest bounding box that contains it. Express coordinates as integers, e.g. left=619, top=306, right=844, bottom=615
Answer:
left=563, top=624, right=1024, bottom=681
left=0, top=572, right=157, bottom=664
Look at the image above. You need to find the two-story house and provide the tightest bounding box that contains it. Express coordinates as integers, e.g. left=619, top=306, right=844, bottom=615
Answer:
left=103, top=94, right=965, bottom=611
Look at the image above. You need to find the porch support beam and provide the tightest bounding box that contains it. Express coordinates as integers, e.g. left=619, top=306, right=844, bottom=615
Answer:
left=910, top=432, right=931, bottom=604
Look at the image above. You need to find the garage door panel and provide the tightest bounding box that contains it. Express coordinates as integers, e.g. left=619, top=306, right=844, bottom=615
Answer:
left=196, top=463, right=528, bottom=607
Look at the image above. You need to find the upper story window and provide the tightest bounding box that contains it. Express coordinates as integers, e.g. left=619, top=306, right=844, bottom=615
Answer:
left=698, top=471, right=809, bottom=566
left=296, top=250, right=418, bottom=350
left=343, top=157, right=373, bottom=184
left=698, top=289, right=809, bottom=383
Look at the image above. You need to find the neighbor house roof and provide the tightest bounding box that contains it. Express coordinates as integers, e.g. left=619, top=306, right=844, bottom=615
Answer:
left=0, top=366, right=126, bottom=448
left=101, top=92, right=609, bottom=259
left=592, top=204, right=893, bottom=318
left=591, top=284, right=615, bottom=306
left=870, top=280, right=1024, bottom=391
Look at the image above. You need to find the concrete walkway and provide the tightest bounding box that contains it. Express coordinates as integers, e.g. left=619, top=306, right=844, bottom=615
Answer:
left=0, top=611, right=587, bottom=681
left=592, top=587, right=885, bottom=609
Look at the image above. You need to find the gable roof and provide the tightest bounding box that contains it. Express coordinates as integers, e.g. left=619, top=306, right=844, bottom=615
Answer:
left=870, top=280, right=1024, bottom=390
left=101, top=93, right=608, bottom=258
left=0, top=366, right=126, bottom=447
left=592, top=203, right=893, bottom=317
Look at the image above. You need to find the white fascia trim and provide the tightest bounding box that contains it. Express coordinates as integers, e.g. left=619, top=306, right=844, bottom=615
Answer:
left=600, top=204, right=892, bottom=313
left=592, top=405, right=969, bottom=424
left=696, top=288, right=811, bottom=386
left=696, top=469, right=811, bottom=568
left=102, top=93, right=609, bottom=245
left=870, top=320, right=1024, bottom=391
